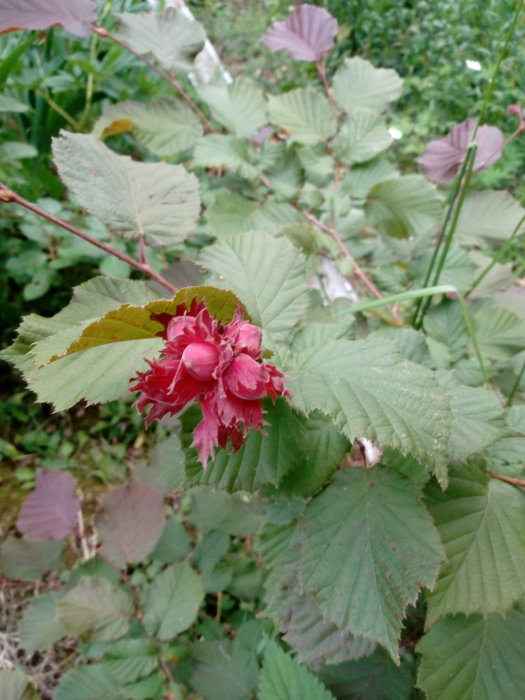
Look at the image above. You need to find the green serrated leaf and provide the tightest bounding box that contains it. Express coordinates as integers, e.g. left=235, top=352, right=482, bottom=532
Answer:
left=366, top=175, right=442, bottom=238
left=197, top=78, right=267, bottom=138
left=53, top=131, right=200, bottom=248
left=206, top=191, right=300, bottom=238
left=288, top=337, right=451, bottom=482
left=455, top=189, right=525, bottom=245
left=471, top=304, right=525, bottom=361
left=200, top=230, right=308, bottom=348
left=102, top=638, right=158, bottom=684
left=27, top=336, right=163, bottom=411
left=333, top=109, right=392, bottom=165
left=192, top=631, right=260, bottom=700
left=424, top=299, right=468, bottom=365
left=417, top=611, right=525, bottom=700
left=184, top=399, right=312, bottom=492
left=194, top=134, right=259, bottom=180
left=58, top=576, right=134, bottom=641
left=437, top=373, right=505, bottom=460
left=342, top=159, right=398, bottom=199
left=425, top=463, right=525, bottom=623
left=94, top=98, right=203, bottom=156
left=263, top=144, right=304, bottom=200
left=0, top=537, right=63, bottom=581
left=258, top=641, right=336, bottom=700
left=56, top=286, right=245, bottom=358
left=19, top=591, right=67, bottom=653
left=188, top=487, right=265, bottom=535
left=142, top=561, right=204, bottom=639
left=264, top=566, right=375, bottom=668
left=115, top=8, right=205, bottom=72
left=299, top=468, right=445, bottom=660
left=268, top=88, right=336, bottom=145
left=54, top=664, right=122, bottom=700
left=151, top=518, right=191, bottom=563
left=333, top=57, right=403, bottom=113
left=320, top=648, right=416, bottom=700
left=0, top=667, right=29, bottom=700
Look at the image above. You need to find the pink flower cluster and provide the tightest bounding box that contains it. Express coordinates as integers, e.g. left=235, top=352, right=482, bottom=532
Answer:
left=131, top=301, right=288, bottom=467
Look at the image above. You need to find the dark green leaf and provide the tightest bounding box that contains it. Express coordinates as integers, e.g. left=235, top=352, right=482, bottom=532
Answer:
left=417, top=611, right=525, bottom=699
left=300, top=469, right=445, bottom=660
left=425, top=463, right=525, bottom=623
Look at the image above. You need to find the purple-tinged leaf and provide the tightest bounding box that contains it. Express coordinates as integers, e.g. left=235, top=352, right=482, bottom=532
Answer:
left=97, top=482, right=165, bottom=568
left=17, top=469, right=79, bottom=541
left=261, top=4, right=338, bottom=62
left=418, top=118, right=504, bottom=183
left=0, top=0, right=97, bottom=37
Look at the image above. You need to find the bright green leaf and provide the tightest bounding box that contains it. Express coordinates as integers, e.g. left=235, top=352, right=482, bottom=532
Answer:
left=437, top=372, right=505, bottom=460
left=58, top=576, right=133, bottom=641
left=455, top=190, right=525, bottom=245
left=288, top=337, right=451, bottom=482
left=94, top=98, right=203, bottom=156
left=258, top=641, right=335, bottom=700
left=142, top=561, right=204, bottom=639
left=27, top=336, right=163, bottom=411
left=54, top=664, right=122, bottom=700
left=206, top=191, right=300, bottom=238
left=472, top=304, right=525, bottom=361
left=200, top=230, right=309, bottom=347
left=184, top=399, right=314, bottom=492
left=333, top=57, right=403, bottom=112
left=0, top=667, right=29, bottom=700
left=268, top=88, right=336, bottom=145
left=0, top=537, right=63, bottom=581
left=194, top=134, right=259, bottom=180
left=366, top=175, right=442, bottom=238
left=115, top=8, right=205, bottom=72
left=197, top=78, right=267, bottom=137
left=19, top=591, right=66, bottom=653
left=333, top=109, right=392, bottom=165
left=53, top=131, right=200, bottom=248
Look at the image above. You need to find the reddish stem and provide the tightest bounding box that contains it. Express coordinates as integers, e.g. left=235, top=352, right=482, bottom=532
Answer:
left=316, top=57, right=335, bottom=112
left=93, top=25, right=216, bottom=133
left=487, top=471, right=525, bottom=488
left=0, top=183, right=178, bottom=295
left=301, top=209, right=403, bottom=324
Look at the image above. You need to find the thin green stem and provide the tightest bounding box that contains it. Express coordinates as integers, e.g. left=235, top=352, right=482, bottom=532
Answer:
left=333, top=284, right=489, bottom=384
left=476, top=0, right=524, bottom=128
left=413, top=145, right=477, bottom=329
left=507, top=361, right=525, bottom=406
left=467, top=212, right=525, bottom=296
left=412, top=151, right=472, bottom=328
left=430, top=145, right=477, bottom=286
left=36, top=89, right=82, bottom=131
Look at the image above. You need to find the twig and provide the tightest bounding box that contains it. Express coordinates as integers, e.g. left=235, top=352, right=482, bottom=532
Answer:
left=316, top=57, right=336, bottom=112
left=76, top=509, right=91, bottom=562
left=0, top=183, right=178, bottom=295
left=93, top=25, right=216, bottom=132
left=300, top=211, right=380, bottom=296
left=139, top=232, right=148, bottom=266
left=160, top=657, right=176, bottom=687
left=487, top=471, right=525, bottom=488
left=300, top=209, right=403, bottom=324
